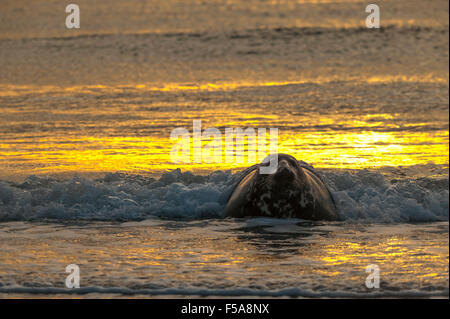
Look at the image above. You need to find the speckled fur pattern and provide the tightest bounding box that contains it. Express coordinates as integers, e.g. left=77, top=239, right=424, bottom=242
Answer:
left=224, top=154, right=339, bottom=220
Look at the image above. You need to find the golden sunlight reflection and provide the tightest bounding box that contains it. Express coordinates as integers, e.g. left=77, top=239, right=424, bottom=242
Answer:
left=0, top=74, right=448, bottom=97
left=1, top=223, right=448, bottom=292
left=318, top=234, right=449, bottom=282
left=1, top=129, right=447, bottom=178
left=0, top=77, right=448, bottom=179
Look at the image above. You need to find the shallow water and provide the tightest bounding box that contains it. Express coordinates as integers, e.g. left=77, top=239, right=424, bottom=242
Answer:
left=0, top=0, right=448, bottom=298
left=0, top=0, right=448, bottom=180
left=0, top=219, right=448, bottom=298
left=0, top=168, right=448, bottom=297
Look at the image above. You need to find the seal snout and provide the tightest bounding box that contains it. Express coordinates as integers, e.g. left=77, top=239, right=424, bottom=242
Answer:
left=274, top=159, right=295, bottom=182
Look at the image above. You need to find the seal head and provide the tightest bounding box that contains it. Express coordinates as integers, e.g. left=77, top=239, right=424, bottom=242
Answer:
left=223, top=154, right=339, bottom=220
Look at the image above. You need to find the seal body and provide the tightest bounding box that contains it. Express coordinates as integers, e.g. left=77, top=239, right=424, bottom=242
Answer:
left=223, top=154, right=339, bottom=220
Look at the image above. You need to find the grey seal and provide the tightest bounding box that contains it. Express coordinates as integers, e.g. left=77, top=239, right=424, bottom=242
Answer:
left=223, top=154, right=339, bottom=220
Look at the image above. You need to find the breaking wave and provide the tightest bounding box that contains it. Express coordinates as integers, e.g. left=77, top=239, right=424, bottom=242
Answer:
left=0, top=166, right=448, bottom=223
left=0, top=286, right=447, bottom=298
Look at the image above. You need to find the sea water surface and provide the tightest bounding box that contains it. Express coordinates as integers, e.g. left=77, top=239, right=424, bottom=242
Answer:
left=0, top=0, right=448, bottom=298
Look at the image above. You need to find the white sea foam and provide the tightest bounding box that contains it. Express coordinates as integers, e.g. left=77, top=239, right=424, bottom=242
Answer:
left=0, top=166, right=448, bottom=222
left=0, top=286, right=447, bottom=298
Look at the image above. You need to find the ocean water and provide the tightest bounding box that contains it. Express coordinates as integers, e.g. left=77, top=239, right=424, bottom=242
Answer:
left=0, top=0, right=448, bottom=298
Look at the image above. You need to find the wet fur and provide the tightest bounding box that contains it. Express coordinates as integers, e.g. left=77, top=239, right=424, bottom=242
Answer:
left=224, top=154, right=339, bottom=220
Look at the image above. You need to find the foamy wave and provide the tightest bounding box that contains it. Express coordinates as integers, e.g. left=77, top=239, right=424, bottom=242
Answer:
left=0, top=167, right=448, bottom=222
left=324, top=168, right=449, bottom=222
left=0, top=286, right=447, bottom=298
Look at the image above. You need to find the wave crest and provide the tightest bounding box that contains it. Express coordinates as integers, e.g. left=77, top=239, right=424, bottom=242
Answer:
left=0, top=167, right=448, bottom=222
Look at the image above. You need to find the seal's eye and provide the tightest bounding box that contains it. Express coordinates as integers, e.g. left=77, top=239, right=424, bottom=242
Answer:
left=287, top=158, right=298, bottom=167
